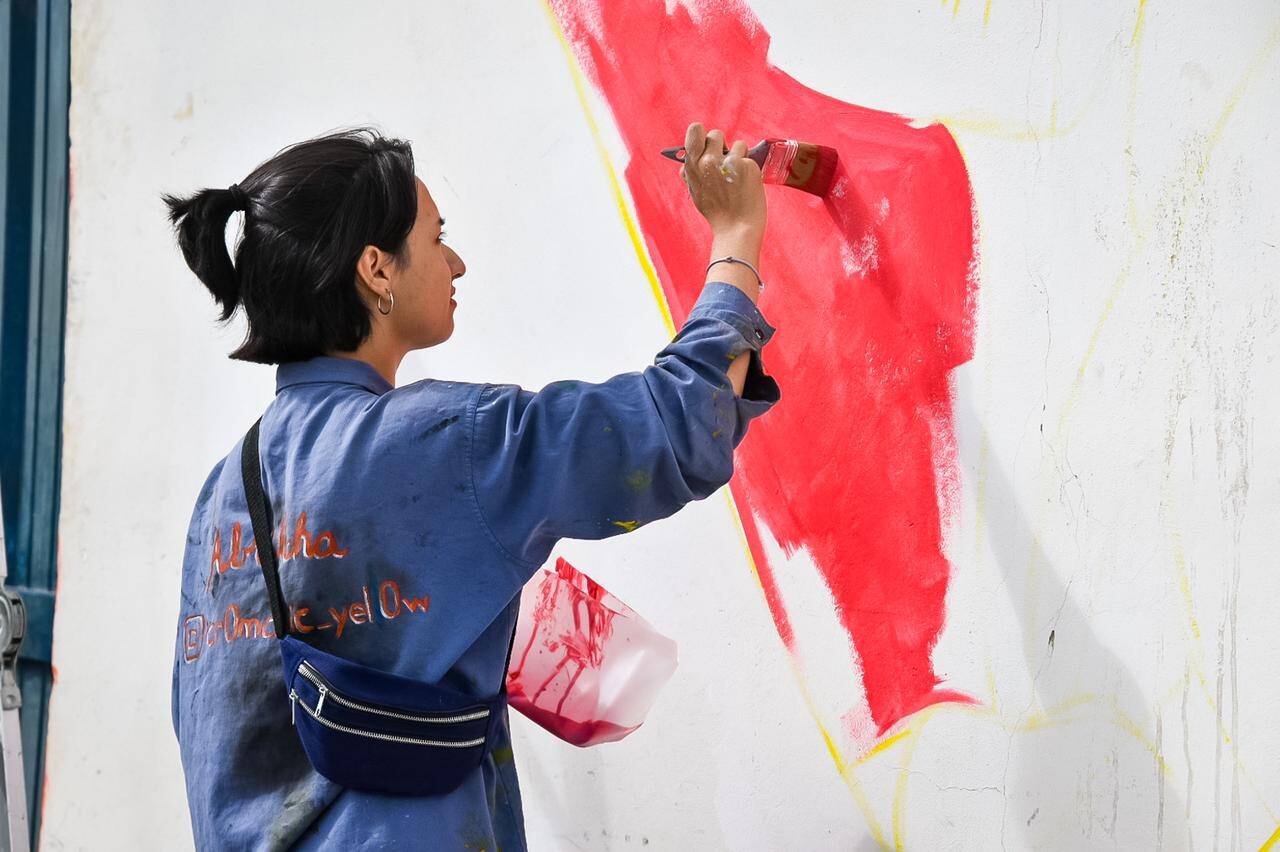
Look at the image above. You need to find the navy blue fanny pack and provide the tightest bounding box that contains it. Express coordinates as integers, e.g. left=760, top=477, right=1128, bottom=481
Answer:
left=241, top=417, right=515, bottom=796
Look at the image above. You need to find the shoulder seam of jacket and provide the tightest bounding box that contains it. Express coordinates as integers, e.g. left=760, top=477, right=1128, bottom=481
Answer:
left=466, top=384, right=541, bottom=570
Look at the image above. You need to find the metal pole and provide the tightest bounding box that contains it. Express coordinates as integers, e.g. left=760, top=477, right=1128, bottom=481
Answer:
left=0, top=490, right=29, bottom=852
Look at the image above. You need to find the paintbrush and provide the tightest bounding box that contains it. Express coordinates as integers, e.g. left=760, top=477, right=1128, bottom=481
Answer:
left=660, top=138, right=839, bottom=197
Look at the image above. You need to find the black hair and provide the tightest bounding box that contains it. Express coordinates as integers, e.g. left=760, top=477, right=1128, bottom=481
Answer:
left=162, top=127, right=417, bottom=363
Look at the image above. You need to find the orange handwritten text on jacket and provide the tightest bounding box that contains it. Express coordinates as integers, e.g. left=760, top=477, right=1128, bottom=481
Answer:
left=206, top=511, right=350, bottom=592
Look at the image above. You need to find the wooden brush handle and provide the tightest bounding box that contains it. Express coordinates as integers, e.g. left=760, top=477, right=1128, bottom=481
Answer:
left=665, top=141, right=771, bottom=168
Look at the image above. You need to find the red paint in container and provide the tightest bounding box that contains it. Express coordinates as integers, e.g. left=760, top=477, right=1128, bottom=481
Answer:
left=507, top=558, right=677, bottom=747
left=505, top=683, right=638, bottom=747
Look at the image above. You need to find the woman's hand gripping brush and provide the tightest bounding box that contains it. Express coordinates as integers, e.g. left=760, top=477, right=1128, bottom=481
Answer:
left=679, top=121, right=768, bottom=397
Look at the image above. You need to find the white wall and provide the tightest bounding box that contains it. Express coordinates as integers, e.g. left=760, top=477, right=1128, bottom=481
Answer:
left=45, top=0, right=1279, bottom=849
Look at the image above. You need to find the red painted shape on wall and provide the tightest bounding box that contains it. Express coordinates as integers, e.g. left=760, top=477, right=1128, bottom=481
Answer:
left=550, top=0, right=978, bottom=733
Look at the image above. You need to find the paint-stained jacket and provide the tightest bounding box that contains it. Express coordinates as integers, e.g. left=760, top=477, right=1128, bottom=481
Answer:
left=171, top=282, right=778, bottom=850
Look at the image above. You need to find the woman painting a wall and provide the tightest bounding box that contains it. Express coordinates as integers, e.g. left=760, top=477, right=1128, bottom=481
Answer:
left=162, top=123, right=776, bottom=849
left=35, top=0, right=1280, bottom=848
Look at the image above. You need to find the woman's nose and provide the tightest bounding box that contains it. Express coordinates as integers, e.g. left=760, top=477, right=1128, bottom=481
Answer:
left=447, top=246, right=466, bottom=279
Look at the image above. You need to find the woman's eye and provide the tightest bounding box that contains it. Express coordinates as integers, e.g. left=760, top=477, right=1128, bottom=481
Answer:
left=437, top=231, right=448, bottom=243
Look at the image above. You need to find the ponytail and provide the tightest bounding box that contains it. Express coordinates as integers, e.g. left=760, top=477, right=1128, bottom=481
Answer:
left=162, top=127, right=417, bottom=364
left=162, top=185, right=249, bottom=321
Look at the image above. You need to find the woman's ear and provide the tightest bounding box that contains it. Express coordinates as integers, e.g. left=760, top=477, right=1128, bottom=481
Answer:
left=354, top=244, right=394, bottom=298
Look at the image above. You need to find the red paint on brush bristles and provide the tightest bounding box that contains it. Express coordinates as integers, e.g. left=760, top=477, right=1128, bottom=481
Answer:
left=552, top=0, right=980, bottom=737
left=664, top=138, right=840, bottom=197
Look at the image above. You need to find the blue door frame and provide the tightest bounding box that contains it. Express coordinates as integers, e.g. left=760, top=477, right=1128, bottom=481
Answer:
left=1, top=0, right=70, bottom=845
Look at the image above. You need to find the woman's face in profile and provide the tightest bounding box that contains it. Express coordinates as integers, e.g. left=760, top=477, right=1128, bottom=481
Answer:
left=388, top=177, right=466, bottom=349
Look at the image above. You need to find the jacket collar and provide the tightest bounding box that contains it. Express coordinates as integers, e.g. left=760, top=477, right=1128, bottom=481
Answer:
left=275, top=356, right=394, bottom=396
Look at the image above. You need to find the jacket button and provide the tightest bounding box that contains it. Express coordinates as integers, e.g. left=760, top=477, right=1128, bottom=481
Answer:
left=754, top=328, right=764, bottom=340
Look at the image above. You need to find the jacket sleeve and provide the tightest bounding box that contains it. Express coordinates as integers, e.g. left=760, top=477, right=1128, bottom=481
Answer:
left=468, top=282, right=780, bottom=569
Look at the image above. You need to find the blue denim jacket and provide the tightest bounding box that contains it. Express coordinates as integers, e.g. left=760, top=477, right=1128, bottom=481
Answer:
left=172, top=283, right=778, bottom=850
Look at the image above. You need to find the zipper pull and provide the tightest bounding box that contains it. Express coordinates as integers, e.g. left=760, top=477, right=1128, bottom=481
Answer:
left=289, top=690, right=297, bottom=725
left=316, top=684, right=327, bottom=717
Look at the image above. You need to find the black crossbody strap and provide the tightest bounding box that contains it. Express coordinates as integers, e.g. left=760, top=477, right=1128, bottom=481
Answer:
left=241, top=417, right=290, bottom=639
left=243, top=414, right=516, bottom=672
left=500, top=604, right=519, bottom=694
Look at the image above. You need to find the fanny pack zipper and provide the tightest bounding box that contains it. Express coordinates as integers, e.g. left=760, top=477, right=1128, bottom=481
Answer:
left=288, top=689, right=486, bottom=748
left=295, top=660, right=491, bottom=724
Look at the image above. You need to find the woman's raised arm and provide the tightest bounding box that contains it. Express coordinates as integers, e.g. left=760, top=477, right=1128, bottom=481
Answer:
left=468, top=280, right=778, bottom=570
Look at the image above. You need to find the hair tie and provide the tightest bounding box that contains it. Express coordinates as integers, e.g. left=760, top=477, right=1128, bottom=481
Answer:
left=227, top=183, right=249, bottom=211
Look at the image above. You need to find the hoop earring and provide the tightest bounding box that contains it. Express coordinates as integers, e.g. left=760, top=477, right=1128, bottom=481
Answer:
left=377, top=289, right=394, bottom=316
